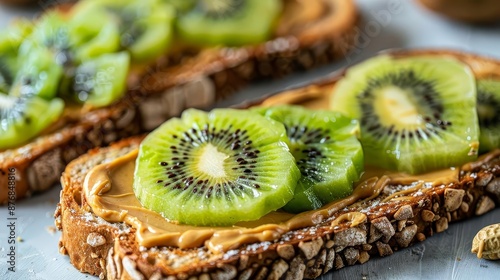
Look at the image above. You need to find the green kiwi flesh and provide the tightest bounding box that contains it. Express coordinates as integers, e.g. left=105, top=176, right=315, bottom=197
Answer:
left=21, top=12, right=73, bottom=66
left=0, top=20, right=33, bottom=94
left=0, top=19, right=33, bottom=56
left=134, top=108, right=300, bottom=226
left=0, top=57, right=16, bottom=94
left=65, top=52, right=130, bottom=107
left=0, top=94, right=64, bottom=150
left=477, top=78, right=500, bottom=152
left=0, top=19, right=33, bottom=67
left=12, top=8, right=123, bottom=102
left=164, top=0, right=196, bottom=12
left=254, top=105, right=364, bottom=213
left=330, top=55, right=479, bottom=174
left=24, top=10, right=121, bottom=64
left=0, top=20, right=32, bottom=93
left=68, top=3, right=121, bottom=62
left=82, top=0, right=175, bottom=62
left=176, top=0, right=282, bottom=46
left=10, top=42, right=64, bottom=100
left=126, top=6, right=174, bottom=62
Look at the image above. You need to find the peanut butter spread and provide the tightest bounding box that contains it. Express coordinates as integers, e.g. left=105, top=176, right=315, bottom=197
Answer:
left=276, top=0, right=356, bottom=42
left=83, top=87, right=465, bottom=254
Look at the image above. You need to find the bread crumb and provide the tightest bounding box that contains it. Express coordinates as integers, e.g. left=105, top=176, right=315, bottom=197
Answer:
left=46, top=226, right=57, bottom=235
left=87, top=233, right=106, bottom=247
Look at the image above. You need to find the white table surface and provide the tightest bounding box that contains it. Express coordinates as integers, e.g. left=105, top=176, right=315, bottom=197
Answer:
left=1, top=0, right=500, bottom=279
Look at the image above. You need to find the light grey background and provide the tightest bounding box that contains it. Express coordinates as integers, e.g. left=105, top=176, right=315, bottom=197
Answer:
left=1, top=0, right=500, bottom=279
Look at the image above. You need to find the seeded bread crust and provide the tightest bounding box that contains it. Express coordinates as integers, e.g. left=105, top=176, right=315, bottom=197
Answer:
left=0, top=0, right=360, bottom=204
left=55, top=138, right=500, bottom=280
left=55, top=49, right=500, bottom=279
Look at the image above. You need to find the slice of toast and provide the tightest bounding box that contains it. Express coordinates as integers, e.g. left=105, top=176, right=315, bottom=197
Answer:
left=55, top=49, right=500, bottom=279
left=0, top=0, right=359, bottom=203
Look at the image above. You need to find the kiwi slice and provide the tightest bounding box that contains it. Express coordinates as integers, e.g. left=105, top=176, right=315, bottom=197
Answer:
left=68, top=2, right=121, bottom=62
left=21, top=12, right=73, bottom=66
left=10, top=43, right=64, bottom=100
left=125, top=5, right=174, bottom=62
left=254, top=105, right=364, bottom=213
left=0, top=20, right=34, bottom=94
left=84, top=0, right=174, bottom=62
left=0, top=94, right=64, bottom=150
left=0, top=19, right=33, bottom=55
left=477, top=78, right=500, bottom=152
left=0, top=57, right=16, bottom=94
left=164, top=0, right=196, bottom=12
left=11, top=13, right=71, bottom=100
left=176, top=0, right=282, bottom=46
left=60, top=52, right=130, bottom=107
left=134, top=108, right=299, bottom=226
left=330, top=55, right=479, bottom=174
left=25, top=10, right=120, bottom=65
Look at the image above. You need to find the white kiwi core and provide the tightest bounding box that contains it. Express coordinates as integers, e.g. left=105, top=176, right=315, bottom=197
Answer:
left=0, top=94, right=15, bottom=110
left=197, top=143, right=229, bottom=178
left=374, top=85, right=424, bottom=130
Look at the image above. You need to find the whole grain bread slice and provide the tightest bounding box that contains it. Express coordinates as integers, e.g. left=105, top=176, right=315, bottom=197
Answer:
left=0, top=0, right=359, bottom=203
left=55, top=49, right=500, bottom=279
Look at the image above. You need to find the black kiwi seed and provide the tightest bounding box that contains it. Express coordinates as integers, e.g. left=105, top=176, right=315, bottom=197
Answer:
left=281, top=124, right=334, bottom=181
left=358, top=70, right=452, bottom=141
left=104, top=7, right=145, bottom=49
left=477, top=89, right=500, bottom=128
left=42, top=27, right=74, bottom=68
left=63, top=65, right=96, bottom=103
left=54, top=47, right=74, bottom=68
left=155, top=122, right=265, bottom=194
left=0, top=59, right=13, bottom=91
left=120, top=23, right=144, bottom=49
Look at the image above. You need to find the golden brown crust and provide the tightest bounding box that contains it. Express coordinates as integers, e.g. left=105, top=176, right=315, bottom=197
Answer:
left=417, top=0, right=500, bottom=23
left=56, top=49, right=500, bottom=279
left=386, top=48, right=500, bottom=78
left=0, top=0, right=37, bottom=6
left=0, top=0, right=360, bottom=204
left=56, top=139, right=500, bottom=279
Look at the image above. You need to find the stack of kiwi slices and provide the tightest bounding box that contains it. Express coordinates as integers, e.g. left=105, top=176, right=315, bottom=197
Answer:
left=134, top=106, right=364, bottom=226
left=0, top=0, right=282, bottom=150
left=329, top=54, right=500, bottom=174
left=133, top=53, right=500, bottom=227
left=253, top=106, right=363, bottom=213
left=0, top=19, right=65, bottom=150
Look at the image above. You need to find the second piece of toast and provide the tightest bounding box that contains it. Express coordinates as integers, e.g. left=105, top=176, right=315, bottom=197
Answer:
left=0, top=0, right=359, bottom=203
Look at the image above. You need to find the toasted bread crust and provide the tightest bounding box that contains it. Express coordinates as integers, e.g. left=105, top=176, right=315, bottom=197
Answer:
left=417, top=0, right=500, bottom=23
left=55, top=49, right=500, bottom=279
left=0, top=0, right=359, bottom=204
left=55, top=138, right=500, bottom=279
